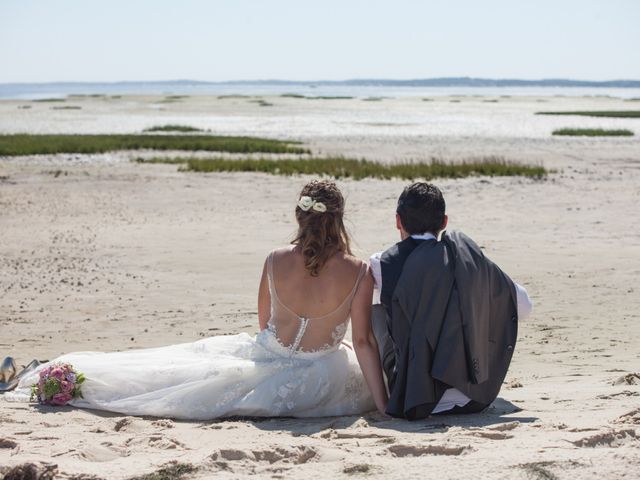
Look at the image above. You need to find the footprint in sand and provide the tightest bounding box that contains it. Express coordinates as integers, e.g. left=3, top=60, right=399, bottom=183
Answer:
left=151, top=419, right=174, bottom=429
left=571, top=429, right=638, bottom=448
left=315, top=429, right=394, bottom=442
left=611, top=373, right=640, bottom=386
left=253, top=446, right=318, bottom=465
left=596, top=390, right=639, bottom=399
left=211, top=446, right=318, bottom=466
left=76, top=443, right=129, bottom=462
left=0, top=438, right=18, bottom=449
left=148, top=435, right=185, bottom=450
left=113, top=417, right=147, bottom=433
left=614, top=408, right=640, bottom=425
left=488, top=421, right=521, bottom=432
left=387, top=444, right=470, bottom=457
left=465, top=430, right=513, bottom=440
left=458, top=422, right=521, bottom=440
left=123, top=434, right=185, bottom=450
left=113, top=418, right=131, bottom=432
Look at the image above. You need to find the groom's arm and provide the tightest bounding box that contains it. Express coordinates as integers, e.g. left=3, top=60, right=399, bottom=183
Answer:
left=514, top=282, right=533, bottom=320
left=369, top=252, right=383, bottom=305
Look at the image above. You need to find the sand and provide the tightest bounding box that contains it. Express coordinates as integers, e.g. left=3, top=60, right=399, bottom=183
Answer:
left=0, top=95, right=639, bottom=479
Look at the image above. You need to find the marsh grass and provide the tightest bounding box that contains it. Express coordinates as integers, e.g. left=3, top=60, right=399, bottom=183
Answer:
left=552, top=128, right=634, bottom=137
left=422, top=98, right=434, bottom=102
left=0, top=134, right=309, bottom=156
left=537, top=111, right=640, bottom=118
left=69, top=94, right=106, bottom=98
left=51, top=106, right=82, bottom=110
left=248, top=99, right=274, bottom=107
left=279, top=94, right=353, bottom=100
left=343, top=464, right=372, bottom=474
left=128, top=463, right=198, bottom=480
left=483, top=99, right=499, bottom=103
left=32, top=98, right=65, bottom=102
left=306, top=96, right=354, bottom=100
left=136, top=156, right=548, bottom=180
left=134, top=158, right=188, bottom=165
left=217, top=94, right=250, bottom=99
left=362, top=97, right=385, bottom=101
left=143, top=125, right=205, bottom=133
left=17, top=105, right=32, bottom=109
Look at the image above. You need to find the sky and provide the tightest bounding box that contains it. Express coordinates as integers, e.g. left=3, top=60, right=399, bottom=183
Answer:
left=1, top=0, right=639, bottom=83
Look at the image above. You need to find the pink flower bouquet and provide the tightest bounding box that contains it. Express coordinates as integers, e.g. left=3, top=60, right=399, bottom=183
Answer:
left=30, top=363, right=85, bottom=406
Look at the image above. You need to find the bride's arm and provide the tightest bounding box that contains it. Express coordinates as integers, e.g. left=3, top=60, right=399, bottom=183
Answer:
left=351, top=265, right=388, bottom=415
left=257, top=257, right=271, bottom=331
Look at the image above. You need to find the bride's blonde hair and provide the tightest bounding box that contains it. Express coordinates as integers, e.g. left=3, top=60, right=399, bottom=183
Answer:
left=292, top=180, right=352, bottom=276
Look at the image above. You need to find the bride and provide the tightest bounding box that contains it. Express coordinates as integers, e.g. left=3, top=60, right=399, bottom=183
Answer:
left=6, top=180, right=389, bottom=419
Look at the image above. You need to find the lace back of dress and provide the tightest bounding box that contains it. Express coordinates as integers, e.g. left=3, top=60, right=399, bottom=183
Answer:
left=267, top=252, right=366, bottom=355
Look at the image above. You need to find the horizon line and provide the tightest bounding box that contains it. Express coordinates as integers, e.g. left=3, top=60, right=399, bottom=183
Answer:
left=2, top=76, right=640, bottom=86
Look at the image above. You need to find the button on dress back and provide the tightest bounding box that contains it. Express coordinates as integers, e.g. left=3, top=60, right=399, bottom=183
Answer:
left=266, top=251, right=366, bottom=355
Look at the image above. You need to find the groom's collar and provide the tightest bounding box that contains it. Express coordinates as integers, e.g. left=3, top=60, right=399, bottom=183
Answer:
left=410, top=232, right=436, bottom=242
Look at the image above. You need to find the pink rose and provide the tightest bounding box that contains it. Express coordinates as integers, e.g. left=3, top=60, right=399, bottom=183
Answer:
left=50, top=368, right=65, bottom=380
left=51, top=393, right=73, bottom=405
left=60, top=381, right=74, bottom=394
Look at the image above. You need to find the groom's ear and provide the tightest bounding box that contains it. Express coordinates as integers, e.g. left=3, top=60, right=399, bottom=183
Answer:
left=396, top=212, right=402, bottom=231
left=440, top=215, right=449, bottom=232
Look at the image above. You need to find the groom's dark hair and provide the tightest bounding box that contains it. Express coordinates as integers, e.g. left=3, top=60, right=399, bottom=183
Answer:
left=396, top=182, right=446, bottom=235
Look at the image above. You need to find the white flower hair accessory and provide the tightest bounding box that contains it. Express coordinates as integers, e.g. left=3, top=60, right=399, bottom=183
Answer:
left=297, top=196, right=327, bottom=213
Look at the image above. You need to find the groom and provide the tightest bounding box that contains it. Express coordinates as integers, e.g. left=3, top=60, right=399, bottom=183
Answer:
left=370, top=182, right=532, bottom=419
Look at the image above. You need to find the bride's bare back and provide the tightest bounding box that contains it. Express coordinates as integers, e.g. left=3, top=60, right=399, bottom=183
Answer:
left=259, top=247, right=366, bottom=353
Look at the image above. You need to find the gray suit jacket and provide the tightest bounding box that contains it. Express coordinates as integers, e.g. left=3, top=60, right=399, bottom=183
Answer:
left=386, top=230, right=518, bottom=419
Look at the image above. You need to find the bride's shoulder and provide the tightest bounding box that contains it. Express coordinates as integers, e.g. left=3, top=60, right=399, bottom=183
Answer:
left=266, top=246, right=297, bottom=263
left=335, top=252, right=367, bottom=272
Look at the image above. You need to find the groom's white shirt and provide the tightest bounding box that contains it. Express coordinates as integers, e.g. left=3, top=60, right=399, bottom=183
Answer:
left=370, top=233, right=533, bottom=413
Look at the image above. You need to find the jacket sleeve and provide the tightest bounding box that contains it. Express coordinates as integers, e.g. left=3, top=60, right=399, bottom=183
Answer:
left=385, top=291, right=412, bottom=417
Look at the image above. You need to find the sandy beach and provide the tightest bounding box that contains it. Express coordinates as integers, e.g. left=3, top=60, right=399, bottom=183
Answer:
left=1, top=94, right=639, bottom=479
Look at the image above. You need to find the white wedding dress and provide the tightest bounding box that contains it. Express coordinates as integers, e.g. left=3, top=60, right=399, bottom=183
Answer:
left=5, top=253, right=375, bottom=420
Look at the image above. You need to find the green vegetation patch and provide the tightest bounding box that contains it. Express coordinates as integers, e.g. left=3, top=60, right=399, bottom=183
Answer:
left=306, top=96, right=354, bottom=100
left=537, top=110, right=640, bottom=118
left=51, top=106, right=82, bottom=110
left=280, top=93, right=306, bottom=98
left=68, top=94, right=106, bottom=98
left=157, top=95, right=189, bottom=103
left=0, top=134, right=308, bottom=156
left=143, top=125, right=205, bottom=132
left=32, top=98, right=65, bottom=102
left=552, top=128, right=634, bottom=137
left=136, top=156, right=548, bottom=180
left=128, top=463, right=198, bottom=480
left=248, top=99, right=274, bottom=107
left=217, top=94, right=250, bottom=99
